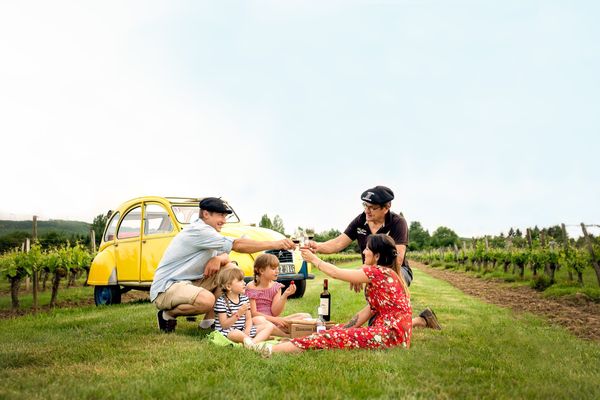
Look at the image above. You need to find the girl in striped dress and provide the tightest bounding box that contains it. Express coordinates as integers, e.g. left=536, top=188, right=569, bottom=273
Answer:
left=214, top=267, right=274, bottom=346
left=245, top=254, right=311, bottom=337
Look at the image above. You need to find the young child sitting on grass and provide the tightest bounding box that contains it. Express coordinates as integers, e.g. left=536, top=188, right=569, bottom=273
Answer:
left=213, top=266, right=274, bottom=348
left=245, top=253, right=311, bottom=337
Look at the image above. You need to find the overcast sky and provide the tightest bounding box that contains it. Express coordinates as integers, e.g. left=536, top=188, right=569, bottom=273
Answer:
left=1, top=1, right=598, bottom=239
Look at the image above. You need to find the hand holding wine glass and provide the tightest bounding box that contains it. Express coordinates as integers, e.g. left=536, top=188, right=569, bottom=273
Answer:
left=305, top=240, right=318, bottom=252
left=278, top=238, right=296, bottom=250
left=300, top=248, right=319, bottom=265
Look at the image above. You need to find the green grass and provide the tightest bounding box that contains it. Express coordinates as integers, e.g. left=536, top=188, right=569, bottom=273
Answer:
left=1, top=264, right=600, bottom=399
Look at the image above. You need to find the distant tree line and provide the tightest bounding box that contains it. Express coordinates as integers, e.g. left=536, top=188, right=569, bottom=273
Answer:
left=408, top=222, right=599, bottom=251
left=3, top=213, right=596, bottom=256
left=0, top=215, right=108, bottom=254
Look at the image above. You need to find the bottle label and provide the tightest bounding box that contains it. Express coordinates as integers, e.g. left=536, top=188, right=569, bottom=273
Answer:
left=320, top=299, right=329, bottom=316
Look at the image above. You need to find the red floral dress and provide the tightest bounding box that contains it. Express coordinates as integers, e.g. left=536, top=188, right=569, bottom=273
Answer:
left=291, top=265, right=412, bottom=350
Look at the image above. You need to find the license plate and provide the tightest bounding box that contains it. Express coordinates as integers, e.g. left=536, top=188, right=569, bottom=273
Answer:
left=279, top=263, right=295, bottom=274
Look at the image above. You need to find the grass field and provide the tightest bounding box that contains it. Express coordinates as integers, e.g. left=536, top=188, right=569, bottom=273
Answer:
left=1, top=263, right=600, bottom=399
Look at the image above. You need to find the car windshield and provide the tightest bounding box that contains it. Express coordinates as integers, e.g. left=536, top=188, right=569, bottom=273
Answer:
left=171, top=205, right=240, bottom=224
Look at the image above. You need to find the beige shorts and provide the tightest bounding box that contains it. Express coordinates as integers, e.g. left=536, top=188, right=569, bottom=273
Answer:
left=153, top=265, right=235, bottom=311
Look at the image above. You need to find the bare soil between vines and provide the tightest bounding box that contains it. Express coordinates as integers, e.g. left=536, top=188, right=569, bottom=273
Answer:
left=414, top=262, right=600, bottom=342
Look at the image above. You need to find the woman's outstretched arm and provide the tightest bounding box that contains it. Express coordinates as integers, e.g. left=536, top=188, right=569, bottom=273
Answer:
left=300, top=249, right=370, bottom=284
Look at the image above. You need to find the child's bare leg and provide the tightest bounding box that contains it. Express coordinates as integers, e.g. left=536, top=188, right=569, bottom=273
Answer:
left=252, top=321, right=274, bottom=343
left=270, top=326, right=289, bottom=338
left=254, top=316, right=288, bottom=337
left=271, top=341, right=303, bottom=353
left=226, top=329, right=248, bottom=344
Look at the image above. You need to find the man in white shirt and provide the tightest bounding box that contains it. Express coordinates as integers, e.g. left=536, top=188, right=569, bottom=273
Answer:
left=150, top=197, right=295, bottom=333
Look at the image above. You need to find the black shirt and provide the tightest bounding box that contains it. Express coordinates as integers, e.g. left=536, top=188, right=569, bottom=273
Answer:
left=344, top=211, right=413, bottom=279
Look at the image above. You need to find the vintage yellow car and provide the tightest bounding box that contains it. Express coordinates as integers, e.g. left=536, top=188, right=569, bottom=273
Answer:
left=87, top=196, right=313, bottom=305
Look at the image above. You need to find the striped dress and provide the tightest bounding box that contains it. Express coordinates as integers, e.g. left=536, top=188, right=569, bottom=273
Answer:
left=214, top=294, right=257, bottom=338
left=245, top=282, right=284, bottom=316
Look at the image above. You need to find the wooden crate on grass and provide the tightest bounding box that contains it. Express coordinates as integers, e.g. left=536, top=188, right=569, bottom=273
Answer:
left=287, top=319, right=337, bottom=338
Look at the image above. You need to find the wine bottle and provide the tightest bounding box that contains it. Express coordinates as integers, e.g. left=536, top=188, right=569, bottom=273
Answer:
left=320, top=279, right=331, bottom=321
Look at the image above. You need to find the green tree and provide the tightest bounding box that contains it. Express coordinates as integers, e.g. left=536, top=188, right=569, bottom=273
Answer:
left=258, top=214, right=273, bottom=230
left=408, top=221, right=430, bottom=251
left=315, top=229, right=342, bottom=243
left=431, top=226, right=459, bottom=248
left=545, top=225, right=564, bottom=243
left=490, top=233, right=506, bottom=248
left=0, top=231, right=30, bottom=254
left=40, top=231, right=69, bottom=248
left=531, top=226, right=541, bottom=241
left=515, top=228, right=523, bottom=238
left=91, top=214, right=108, bottom=246
left=272, top=215, right=285, bottom=235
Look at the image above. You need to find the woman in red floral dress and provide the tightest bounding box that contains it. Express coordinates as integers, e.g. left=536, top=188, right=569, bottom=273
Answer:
left=246, top=234, right=412, bottom=357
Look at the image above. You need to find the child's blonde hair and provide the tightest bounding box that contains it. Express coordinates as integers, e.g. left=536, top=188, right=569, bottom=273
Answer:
left=253, top=253, right=279, bottom=283
left=217, top=266, right=245, bottom=293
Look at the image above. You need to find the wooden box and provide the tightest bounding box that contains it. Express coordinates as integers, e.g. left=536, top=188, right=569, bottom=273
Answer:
left=288, top=319, right=336, bottom=338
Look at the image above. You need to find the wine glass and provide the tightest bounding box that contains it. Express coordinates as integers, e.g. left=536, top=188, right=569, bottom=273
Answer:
left=305, top=228, right=315, bottom=241
left=291, top=229, right=302, bottom=250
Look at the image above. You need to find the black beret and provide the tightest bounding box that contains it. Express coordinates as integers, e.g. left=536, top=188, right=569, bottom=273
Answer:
left=361, top=186, right=394, bottom=205
left=199, top=197, right=233, bottom=214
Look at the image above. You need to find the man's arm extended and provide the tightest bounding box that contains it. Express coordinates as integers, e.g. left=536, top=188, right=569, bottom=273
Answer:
left=232, top=238, right=295, bottom=254
left=309, top=233, right=353, bottom=254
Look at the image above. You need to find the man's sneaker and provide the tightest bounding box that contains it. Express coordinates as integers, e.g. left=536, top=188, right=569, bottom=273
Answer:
left=157, top=310, right=177, bottom=333
left=419, top=307, right=442, bottom=330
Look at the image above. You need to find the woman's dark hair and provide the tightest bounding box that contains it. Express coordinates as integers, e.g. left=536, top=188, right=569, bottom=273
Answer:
left=366, top=234, right=397, bottom=267
left=366, top=234, right=408, bottom=293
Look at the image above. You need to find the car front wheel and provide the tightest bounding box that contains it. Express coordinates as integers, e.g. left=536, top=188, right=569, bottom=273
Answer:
left=94, top=285, right=122, bottom=306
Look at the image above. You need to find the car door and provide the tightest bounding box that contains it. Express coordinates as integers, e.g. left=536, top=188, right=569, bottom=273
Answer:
left=140, top=202, right=177, bottom=283
left=115, top=205, right=142, bottom=283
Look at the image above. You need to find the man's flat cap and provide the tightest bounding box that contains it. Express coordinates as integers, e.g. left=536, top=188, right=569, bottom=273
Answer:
left=361, top=186, right=394, bottom=205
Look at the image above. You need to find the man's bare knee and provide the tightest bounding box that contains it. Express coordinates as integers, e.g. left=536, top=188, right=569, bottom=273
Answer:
left=193, top=290, right=215, bottom=313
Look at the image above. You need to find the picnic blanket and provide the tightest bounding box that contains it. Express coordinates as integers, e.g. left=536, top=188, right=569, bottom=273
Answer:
left=207, top=330, right=281, bottom=347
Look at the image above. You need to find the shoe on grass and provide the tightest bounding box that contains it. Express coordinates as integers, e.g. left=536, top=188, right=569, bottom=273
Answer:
left=419, top=307, right=442, bottom=330
left=157, top=310, right=177, bottom=333
left=198, top=319, right=215, bottom=330
left=253, top=342, right=272, bottom=358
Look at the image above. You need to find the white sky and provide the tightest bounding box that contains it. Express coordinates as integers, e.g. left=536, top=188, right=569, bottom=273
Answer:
left=1, top=1, right=598, bottom=239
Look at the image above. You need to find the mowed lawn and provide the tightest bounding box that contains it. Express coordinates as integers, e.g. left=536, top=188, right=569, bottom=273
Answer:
left=1, top=264, right=600, bottom=400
